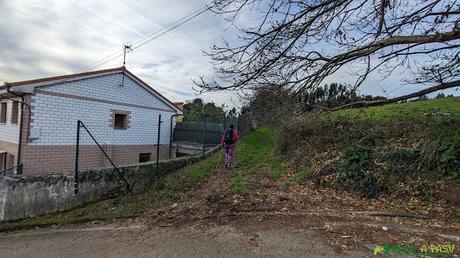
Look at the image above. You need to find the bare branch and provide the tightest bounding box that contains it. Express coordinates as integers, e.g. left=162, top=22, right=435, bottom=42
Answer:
left=197, top=0, right=460, bottom=104
left=328, top=80, right=460, bottom=111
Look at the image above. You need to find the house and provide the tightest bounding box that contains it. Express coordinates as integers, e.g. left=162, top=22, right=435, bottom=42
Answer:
left=0, top=67, right=182, bottom=175
left=173, top=102, right=184, bottom=122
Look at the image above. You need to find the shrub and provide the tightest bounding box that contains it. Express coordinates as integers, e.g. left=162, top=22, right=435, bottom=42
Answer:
left=436, top=136, right=460, bottom=179
left=333, top=144, right=378, bottom=198
left=358, top=132, right=382, bottom=147
left=381, top=148, right=419, bottom=176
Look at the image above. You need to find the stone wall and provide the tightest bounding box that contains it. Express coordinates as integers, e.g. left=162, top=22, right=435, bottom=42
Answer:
left=0, top=145, right=220, bottom=221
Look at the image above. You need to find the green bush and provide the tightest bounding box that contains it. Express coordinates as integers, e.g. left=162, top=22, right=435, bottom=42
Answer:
left=436, top=136, right=460, bottom=179
left=334, top=144, right=377, bottom=198
left=381, top=148, right=419, bottom=176
left=358, top=132, right=382, bottom=147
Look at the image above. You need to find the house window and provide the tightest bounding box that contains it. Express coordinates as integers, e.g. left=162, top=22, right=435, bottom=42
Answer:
left=111, top=110, right=131, bottom=129
left=0, top=102, right=7, bottom=123
left=11, top=101, right=19, bottom=124
left=139, top=153, right=151, bottom=163
left=114, top=114, right=126, bottom=128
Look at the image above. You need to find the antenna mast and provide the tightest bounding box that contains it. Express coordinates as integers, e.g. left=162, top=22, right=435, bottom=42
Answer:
left=122, top=44, right=133, bottom=67
left=120, top=43, right=133, bottom=86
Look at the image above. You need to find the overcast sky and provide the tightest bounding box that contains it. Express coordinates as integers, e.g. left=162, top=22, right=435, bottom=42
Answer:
left=0, top=0, right=457, bottom=111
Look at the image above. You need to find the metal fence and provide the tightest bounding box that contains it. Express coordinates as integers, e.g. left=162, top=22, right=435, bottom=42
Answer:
left=171, top=113, right=254, bottom=158
left=5, top=112, right=171, bottom=181
left=0, top=164, right=22, bottom=177
left=73, top=113, right=255, bottom=193
left=74, top=120, right=131, bottom=194
left=3, top=111, right=254, bottom=186
left=237, top=112, right=255, bottom=137
left=173, top=121, right=223, bottom=145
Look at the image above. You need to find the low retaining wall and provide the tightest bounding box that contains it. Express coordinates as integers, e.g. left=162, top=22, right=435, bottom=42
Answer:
left=0, top=146, right=221, bottom=222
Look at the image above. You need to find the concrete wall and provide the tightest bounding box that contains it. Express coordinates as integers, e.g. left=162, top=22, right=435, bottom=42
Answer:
left=0, top=145, right=220, bottom=221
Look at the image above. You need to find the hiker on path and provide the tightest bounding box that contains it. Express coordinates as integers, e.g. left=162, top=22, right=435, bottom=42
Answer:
left=221, top=124, right=239, bottom=168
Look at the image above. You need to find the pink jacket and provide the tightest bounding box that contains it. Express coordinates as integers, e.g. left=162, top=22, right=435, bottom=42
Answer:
left=221, top=130, right=239, bottom=145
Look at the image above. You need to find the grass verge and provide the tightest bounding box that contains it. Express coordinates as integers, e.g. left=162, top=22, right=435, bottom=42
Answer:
left=229, top=128, right=278, bottom=195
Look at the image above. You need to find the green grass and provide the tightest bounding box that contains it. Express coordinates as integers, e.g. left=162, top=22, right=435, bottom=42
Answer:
left=271, top=159, right=284, bottom=180
left=334, top=97, right=460, bottom=121
left=0, top=153, right=222, bottom=232
left=293, top=167, right=311, bottom=183
left=229, top=128, right=278, bottom=195
left=230, top=177, right=253, bottom=195
left=6, top=97, right=456, bottom=231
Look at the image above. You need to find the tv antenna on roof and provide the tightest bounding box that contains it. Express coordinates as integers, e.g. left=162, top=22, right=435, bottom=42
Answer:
left=120, top=43, right=133, bottom=87
left=122, top=43, right=133, bottom=67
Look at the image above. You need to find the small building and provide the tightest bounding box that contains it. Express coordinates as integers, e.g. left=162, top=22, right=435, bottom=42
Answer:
left=0, top=67, right=182, bottom=175
left=173, top=102, right=184, bottom=122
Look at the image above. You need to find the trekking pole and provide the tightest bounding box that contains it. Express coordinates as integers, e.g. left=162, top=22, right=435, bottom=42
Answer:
left=215, top=147, right=223, bottom=169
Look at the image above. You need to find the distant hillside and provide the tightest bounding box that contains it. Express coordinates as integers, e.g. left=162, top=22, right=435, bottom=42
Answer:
left=334, top=96, right=460, bottom=120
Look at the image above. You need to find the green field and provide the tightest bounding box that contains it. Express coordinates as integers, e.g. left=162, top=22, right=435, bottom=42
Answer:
left=334, top=96, right=460, bottom=120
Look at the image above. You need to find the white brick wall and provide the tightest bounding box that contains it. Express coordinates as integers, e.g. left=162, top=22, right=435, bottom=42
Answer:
left=0, top=99, right=22, bottom=144
left=29, top=73, right=176, bottom=146
left=43, top=73, right=171, bottom=110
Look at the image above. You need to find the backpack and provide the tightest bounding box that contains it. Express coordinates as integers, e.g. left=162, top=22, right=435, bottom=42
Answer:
left=225, top=129, right=234, bottom=144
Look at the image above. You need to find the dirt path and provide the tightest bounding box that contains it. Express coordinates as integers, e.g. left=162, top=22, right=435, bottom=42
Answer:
left=1, top=212, right=458, bottom=258
left=135, top=163, right=459, bottom=257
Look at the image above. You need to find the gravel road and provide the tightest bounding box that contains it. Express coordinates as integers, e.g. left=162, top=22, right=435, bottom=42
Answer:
left=0, top=218, right=368, bottom=258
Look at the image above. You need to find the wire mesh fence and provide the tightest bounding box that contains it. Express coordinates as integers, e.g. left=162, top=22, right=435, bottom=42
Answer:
left=14, top=111, right=255, bottom=182
left=75, top=120, right=131, bottom=194
left=0, top=164, right=22, bottom=177
left=17, top=111, right=171, bottom=177
left=171, top=113, right=254, bottom=158
left=237, top=112, right=255, bottom=137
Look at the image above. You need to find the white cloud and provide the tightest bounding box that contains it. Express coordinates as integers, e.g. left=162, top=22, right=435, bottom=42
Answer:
left=0, top=0, right=240, bottom=108
left=1, top=0, right=455, bottom=111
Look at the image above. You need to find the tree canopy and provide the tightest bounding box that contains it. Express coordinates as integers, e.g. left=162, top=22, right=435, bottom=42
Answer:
left=182, top=98, right=237, bottom=122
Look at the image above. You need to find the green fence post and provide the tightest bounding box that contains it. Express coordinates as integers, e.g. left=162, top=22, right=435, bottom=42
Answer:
left=156, top=114, right=162, bottom=177
left=202, top=115, right=207, bottom=157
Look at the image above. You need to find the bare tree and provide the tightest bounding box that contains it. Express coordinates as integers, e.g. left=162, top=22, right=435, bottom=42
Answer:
left=197, top=0, right=460, bottom=108
left=241, top=86, right=295, bottom=124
